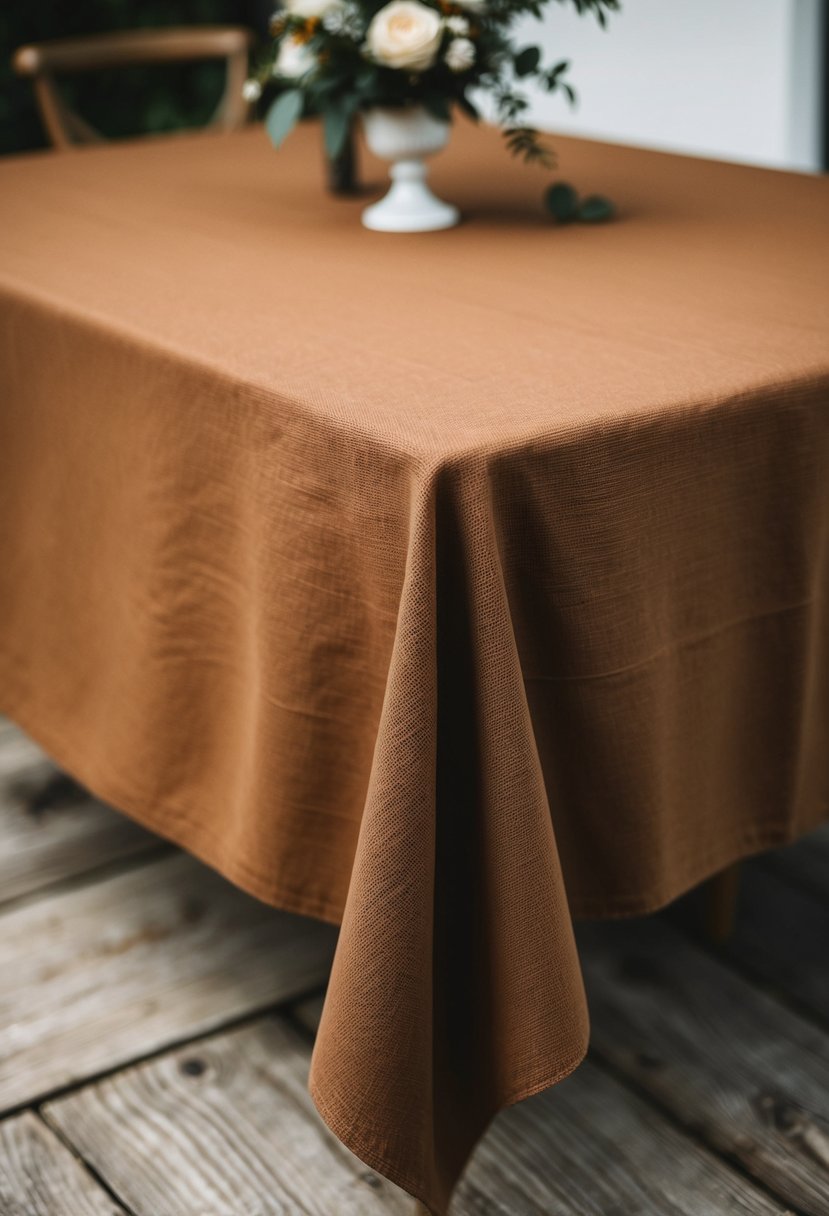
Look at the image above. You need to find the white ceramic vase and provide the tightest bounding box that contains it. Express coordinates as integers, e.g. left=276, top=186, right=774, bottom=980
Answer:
left=361, top=106, right=459, bottom=233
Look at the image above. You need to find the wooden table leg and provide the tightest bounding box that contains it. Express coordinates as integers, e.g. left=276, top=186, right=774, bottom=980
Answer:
left=702, top=862, right=742, bottom=942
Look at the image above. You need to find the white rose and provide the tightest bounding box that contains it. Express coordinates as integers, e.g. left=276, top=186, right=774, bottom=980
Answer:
left=366, top=1, right=443, bottom=73
left=445, top=36, right=475, bottom=72
left=283, top=0, right=344, bottom=17
left=273, top=34, right=317, bottom=78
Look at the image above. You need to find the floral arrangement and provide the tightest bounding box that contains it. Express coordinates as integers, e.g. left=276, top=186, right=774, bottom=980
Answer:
left=244, top=0, right=619, bottom=167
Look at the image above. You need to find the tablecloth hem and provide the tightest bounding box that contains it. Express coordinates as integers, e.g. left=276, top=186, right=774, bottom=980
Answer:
left=308, top=1034, right=590, bottom=1216
left=0, top=684, right=346, bottom=928
left=564, top=818, right=829, bottom=918
left=1, top=680, right=825, bottom=928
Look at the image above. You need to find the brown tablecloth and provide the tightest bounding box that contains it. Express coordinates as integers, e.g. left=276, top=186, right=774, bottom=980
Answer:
left=1, top=119, right=827, bottom=1212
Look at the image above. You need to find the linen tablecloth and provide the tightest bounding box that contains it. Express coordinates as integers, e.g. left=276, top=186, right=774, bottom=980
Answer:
left=1, top=119, right=827, bottom=1212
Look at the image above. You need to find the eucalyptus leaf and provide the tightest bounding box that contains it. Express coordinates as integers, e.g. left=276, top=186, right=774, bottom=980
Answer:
left=514, top=46, right=541, bottom=77
left=544, top=181, right=578, bottom=222
left=579, top=194, right=615, bottom=222
left=355, top=65, right=380, bottom=92
left=265, top=89, right=304, bottom=150
left=313, top=73, right=349, bottom=96
left=323, top=103, right=354, bottom=159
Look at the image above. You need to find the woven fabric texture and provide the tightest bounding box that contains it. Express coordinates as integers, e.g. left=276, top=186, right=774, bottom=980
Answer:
left=0, top=121, right=827, bottom=1212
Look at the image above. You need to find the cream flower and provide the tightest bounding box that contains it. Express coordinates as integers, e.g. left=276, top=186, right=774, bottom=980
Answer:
left=283, top=0, right=344, bottom=17
left=445, top=14, right=470, bottom=34
left=366, top=1, right=443, bottom=73
left=242, top=78, right=262, bottom=102
left=273, top=34, right=317, bottom=78
left=445, top=36, right=475, bottom=71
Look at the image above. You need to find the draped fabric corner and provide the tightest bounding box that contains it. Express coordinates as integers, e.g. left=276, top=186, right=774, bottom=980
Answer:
left=308, top=457, right=589, bottom=1211
left=0, top=120, right=827, bottom=1211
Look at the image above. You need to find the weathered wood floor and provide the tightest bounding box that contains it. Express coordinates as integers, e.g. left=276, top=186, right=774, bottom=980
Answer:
left=0, top=716, right=827, bottom=1216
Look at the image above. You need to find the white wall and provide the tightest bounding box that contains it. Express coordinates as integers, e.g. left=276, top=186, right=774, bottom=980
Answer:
left=513, top=0, right=824, bottom=171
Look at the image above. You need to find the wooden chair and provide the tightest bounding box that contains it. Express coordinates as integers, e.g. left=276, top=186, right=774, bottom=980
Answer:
left=12, top=26, right=253, bottom=150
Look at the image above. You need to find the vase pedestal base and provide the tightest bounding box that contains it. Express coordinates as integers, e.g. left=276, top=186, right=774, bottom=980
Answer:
left=361, top=158, right=459, bottom=233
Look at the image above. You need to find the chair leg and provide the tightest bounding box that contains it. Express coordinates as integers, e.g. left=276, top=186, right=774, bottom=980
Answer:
left=702, top=862, right=741, bottom=942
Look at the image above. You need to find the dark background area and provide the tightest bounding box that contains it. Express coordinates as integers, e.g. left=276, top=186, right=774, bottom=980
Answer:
left=0, top=0, right=272, bottom=156
left=2, top=1, right=828, bottom=165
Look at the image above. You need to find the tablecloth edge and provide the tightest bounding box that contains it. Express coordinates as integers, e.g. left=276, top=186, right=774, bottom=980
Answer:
left=2, top=679, right=825, bottom=925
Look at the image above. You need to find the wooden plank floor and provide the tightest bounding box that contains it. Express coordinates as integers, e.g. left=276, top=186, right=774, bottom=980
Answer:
left=1, top=720, right=827, bottom=1216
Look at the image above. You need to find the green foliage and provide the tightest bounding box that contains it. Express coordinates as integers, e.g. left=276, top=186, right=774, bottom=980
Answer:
left=253, top=0, right=620, bottom=170
left=544, top=180, right=615, bottom=223
left=552, top=0, right=619, bottom=25
left=266, top=87, right=304, bottom=147
left=544, top=181, right=578, bottom=220
left=505, top=126, right=555, bottom=168
left=488, top=0, right=617, bottom=24
left=578, top=194, right=615, bottom=221
left=513, top=46, right=541, bottom=78
left=323, top=98, right=357, bottom=156
left=0, top=0, right=267, bottom=156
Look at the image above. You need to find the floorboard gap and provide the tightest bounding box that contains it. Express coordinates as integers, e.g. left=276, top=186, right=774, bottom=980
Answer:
left=2, top=999, right=324, bottom=1123
left=586, top=1048, right=808, bottom=1216
left=34, top=1108, right=141, bottom=1216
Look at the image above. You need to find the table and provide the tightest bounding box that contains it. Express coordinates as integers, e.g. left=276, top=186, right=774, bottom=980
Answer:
left=1, top=119, right=827, bottom=1214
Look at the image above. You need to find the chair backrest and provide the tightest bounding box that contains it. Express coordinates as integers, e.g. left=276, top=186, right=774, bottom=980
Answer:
left=13, top=26, right=253, bottom=150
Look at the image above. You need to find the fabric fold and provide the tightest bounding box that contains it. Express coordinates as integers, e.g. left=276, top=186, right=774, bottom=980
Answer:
left=310, top=456, right=588, bottom=1213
